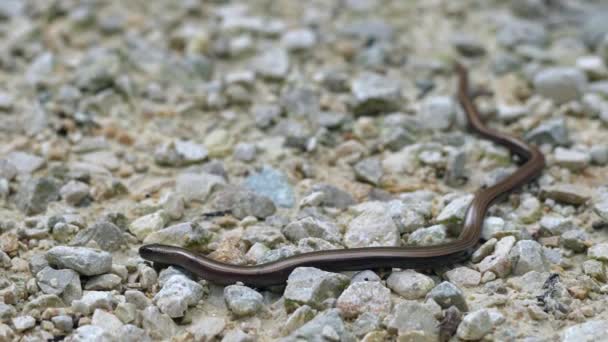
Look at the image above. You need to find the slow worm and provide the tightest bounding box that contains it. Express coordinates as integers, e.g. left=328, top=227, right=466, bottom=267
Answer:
left=139, top=64, right=545, bottom=287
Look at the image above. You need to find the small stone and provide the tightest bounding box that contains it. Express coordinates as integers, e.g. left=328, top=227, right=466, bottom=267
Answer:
left=524, top=118, right=569, bottom=146
left=12, top=315, right=35, bottom=332
left=497, top=19, right=547, bottom=48
left=67, top=325, right=112, bottom=342
left=5, top=151, right=45, bottom=174
left=456, top=309, right=493, bottom=340
left=509, top=240, right=549, bottom=276
left=451, top=34, right=486, bottom=56
left=540, top=184, right=591, bottom=205
left=561, top=320, right=608, bottom=342
left=46, top=246, right=112, bottom=276
left=515, top=195, right=542, bottom=224
left=353, top=157, right=383, bottom=185
left=60, top=180, right=90, bottom=205
left=282, top=29, right=317, bottom=51
left=91, top=309, right=123, bottom=337
left=119, top=325, right=151, bottom=342
left=125, top=290, right=151, bottom=310
left=344, top=210, right=399, bottom=248
left=351, top=72, right=401, bottom=115
left=386, top=301, right=439, bottom=341
left=71, top=291, right=114, bottom=315
left=252, top=47, right=289, bottom=80
left=140, top=306, right=177, bottom=341
left=128, top=211, right=169, bottom=241
left=114, top=303, right=137, bottom=324
left=52, top=315, right=73, bottom=332
left=36, top=266, right=82, bottom=304
left=284, top=267, right=350, bottom=311
left=233, top=143, right=256, bottom=162
left=336, top=281, right=391, bottom=318
left=408, top=224, right=448, bottom=247
left=481, top=217, right=506, bottom=240
left=576, top=55, right=608, bottom=79
left=588, top=243, right=608, bottom=262
left=539, top=214, right=573, bottom=236
left=211, top=187, right=276, bottom=219
left=222, top=329, right=254, bottom=342
left=154, top=270, right=204, bottom=318
left=561, top=230, right=589, bottom=253
left=554, top=147, right=590, bottom=171
left=154, top=140, right=208, bottom=166
left=582, top=260, right=606, bottom=282
left=282, top=309, right=353, bottom=342
left=0, top=160, right=17, bottom=181
left=0, top=303, right=16, bottom=322
left=85, top=274, right=121, bottom=290
left=419, top=96, right=457, bottom=131
left=224, top=285, right=263, bottom=317
left=244, top=166, right=295, bottom=208
left=533, top=67, right=587, bottom=104
left=283, top=217, right=341, bottom=244
left=427, top=281, right=468, bottom=311
left=590, top=145, right=608, bottom=165
left=204, top=129, right=234, bottom=157
left=445, top=267, right=481, bottom=287
left=282, top=305, right=315, bottom=336
left=436, top=194, right=474, bottom=227
left=351, top=270, right=381, bottom=283
left=16, top=177, right=60, bottom=215
left=242, top=225, right=286, bottom=247
left=176, top=172, right=226, bottom=202
left=309, top=184, right=355, bottom=209
left=70, top=221, right=126, bottom=252
left=188, top=316, right=225, bottom=341
left=143, top=221, right=212, bottom=248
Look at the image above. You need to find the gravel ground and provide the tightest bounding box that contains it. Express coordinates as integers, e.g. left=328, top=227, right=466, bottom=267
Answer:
left=1, top=0, right=608, bottom=341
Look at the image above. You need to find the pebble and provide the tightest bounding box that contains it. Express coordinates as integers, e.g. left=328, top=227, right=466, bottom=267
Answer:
left=282, top=217, right=341, bottom=244
left=154, top=140, right=208, bottom=166
left=408, top=224, right=448, bottom=246
left=128, top=211, right=169, bottom=241
left=140, top=306, right=177, bottom=341
left=66, top=325, right=112, bottom=342
left=426, top=281, right=468, bottom=311
left=456, top=309, right=493, bottom=340
left=419, top=96, right=457, bottom=131
left=5, top=151, right=45, bottom=174
left=252, top=47, right=290, bottom=80
left=224, top=285, right=264, bottom=317
left=387, top=270, right=435, bottom=299
left=52, top=315, right=73, bottom=332
left=386, top=301, right=439, bottom=341
left=154, top=269, right=204, bottom=318
left=176, top=172, right=226, bottom=202
left=524, top=118, right=569, bottom=146
left=436, top=194, right=474, bottom=227
left=59, top=180, right=90, bottom=205
left=353, top=157, right=383, bottom=185
left=85, top=273, right=122, bottom=290
left=46, top=246, right=112, bottom=276
left=233, top=143, right=257, bottom=162
left=211, top=187, right=276, bottom=219
left=282, top=28, right=317, bottom=51
left=36, top=266, right=82, bottom=304
left=588, top=243, right=608, bottom=262
left=509, top=240, right=549, bottom=275
left=71, top=291, right=114, bottom=315
left=336, top=281, right=392, bottom=318
left=445, top=267, right=482, bottom=287
left=561, top=229, right=589, bottom=253
left=533, top=67, right=587, bottom=104
left=284, top=267, right=349, bottom=311
left=309, top=184, right=356, bottom=209
left=344, top=210, right=399, bottom=248
left=554, top=147, right=590, bottom=171
left=12, top=315, right=35, bottom=332
left=477, top=236, right=516, bottom=278
left=91, top=309, right=123, bottom=338
left=282, top=309, right=354, bottom=342
left=351, top=72, right=401, bottom=115
left=561, top=320, right=608, bottom=342
left=71, top=221, right=126, bottom=252
left=16, top=177, right=60, bottom=215
left=0, top=160, right=17, bottom=181
left=244, top=166, right=295, bottom=208
left=143, top=221, right=212, bottom=248
left=497, top=19, right=547, bottom=48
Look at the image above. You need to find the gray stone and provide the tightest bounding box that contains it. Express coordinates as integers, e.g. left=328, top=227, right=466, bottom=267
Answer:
left=114, top=302, right=137, bottom=324
left=408, top=224, right=448, bottom=246
left=71, top=291, right=114, bottom=315
left=582, top=11, right=608, bottom=48
left=244, top=166, right=295, bottom=208
left=477, top=236, right=516, bottom=277
left=451, top=34, right=486, bottom=57
left=125, top=290, right=151, bottom=310
left=154, top=140, right=208, bottom=166
left=386, top=301, right=439, bottom=341
left=283, top=217, right=341, bottom=244
left=284, top=267, right=350, bottom=311
left=427, top=281, right=468, bottom=311
left=457, top=309, right=493, bottom=340
left=583, top=260, right=605, bottom=282
left=16, top=177, right=60, bottom=215
left=562, top=320, right=608, bottom=342
left=436, top=194, right=474, bottom=226
left=176, top=172, right=226, bottom=202
left=119, top=325, right=152, bottom=342
left=60, top=180, right=90, bottom=205
left=233, top=143, right=257, bottom=162
left=140, top=306, right=177, bottom=341
left=509, top=240, right=549, bottom=275
left=344, top=210, right=399, bottom=248
left=281, top=309, right=354, bottom=342
left=224, top=285, right=264, bottom=317
left=253, top=104, right=282, bottom=128
left=310, top=184, right=355, bottom=209
left=188, top=316, right=225, bottom=341
left=253, top=47, right=289, bottom=80
left=243, top=224, right=286, bottom=247
left=11, top=315, right=35, bottom=332
left=154, top=270, right=204, bottom=318
left=211, top=186, right=276, bottom=219
left=524, top=118, right=569, bottom=146
left=533, top=67, right=587, bottom=104
left=353, top=157, right=383, bottom=185
left=128, top=211, right=169, bottom=241
left=143, top=221, right=212, bottom=248
left=561, top=229, right=589, bottom=252
left=590, top=145, right=608, bottom=165
left=497, top=19, right=547, bottom=48
left=336, top=281, right=391, bottom=318
left=52, top=315, right=73, bottom=332
left=46, top=246, right=112, bottom=276
left=588, top=243, right=608, bottom=262
left=91, top=309, right=123, bottom=338
left=445, top=267, right=482, bottom=287
left=351, top=72, right=401, bottom=115
left=222, top=329, right=255, bottom=342
left=5, top=151, right=45, bottom=174
left=351, top=270, right=381, bottom=283
left=0, top=160, right=17, bottom=181
left=36, top=266, right=82, bottom=304
left=419, top=96, right=457, bottom=131
left=554, top=147, right=590, bottom=171
left=67, top=325, right=112, bottom=342
left=71, top=221, right=126, bottom=252
left=539, top=214, right=573, bottom=236
left=85, top=274, right=122, bottom=290
left=386, top=270, right=435, bottom=299
left=0, top=303, right=16, bottom=322
left=281, top=86, right=320, bottom=117
left=481, top=216, right=506, bottom=240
